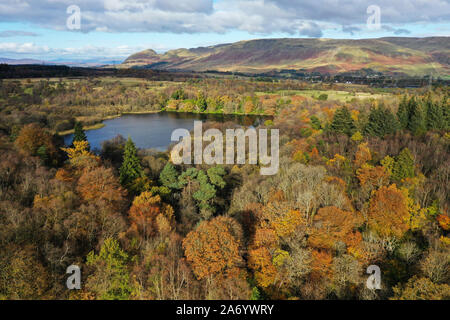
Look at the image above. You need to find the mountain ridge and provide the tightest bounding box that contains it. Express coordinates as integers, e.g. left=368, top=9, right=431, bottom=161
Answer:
left=122, top=37, right=450, bottom=77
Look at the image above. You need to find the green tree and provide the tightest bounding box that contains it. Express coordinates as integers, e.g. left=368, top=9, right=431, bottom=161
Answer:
left=207, top=166, right=226, bottom=189
left=119, top=137, right=143, bottom=186
left=425, top=96, right=445, bottom=130
left=392, top=148, right=415, bottom=182
left=408, top=97, right=426, bottom=135
left=171, top=88, right=186, bottom=100
left=159, top=162, right=180, bottom=189
left=364, top=105, right=399, bottom=137
left=397, top=95, right=410, bottom=130
left=86, top=238, right=132, bottom=300
left=443, top=96, right=450, bottom=130
left=196, top=92, right=207, bottom=112
left=330, top=106, right=356, bottom=136
left=193, top=170, right=217, bottom=217
left=72, top=121, right=88, bottom=148
left=310, top=115, right=322, bottom=130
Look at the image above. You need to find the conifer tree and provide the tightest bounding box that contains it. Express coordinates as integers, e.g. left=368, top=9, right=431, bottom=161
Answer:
left=425, top=95, right=444, bottom=130
left=119, top=137, right=143, bottom=186
left=330, top=106, right=356, bottom=136
left=392, top=148, right=415, bottom=182
left=441, top=96, right=449, bottom=130
left=364, top=105, right=399, bottom=137
left=72, top=121, right=89, bottom=149
left=408, top=97, right=426, bottom=135
left=397, top=95, right=410, bottom=130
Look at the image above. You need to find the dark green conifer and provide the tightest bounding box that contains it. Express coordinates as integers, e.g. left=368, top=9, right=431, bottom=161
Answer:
left=364, top=105, right=399, bottom=137
left=330, top=106, right=356, bottom=136
left=424, top=95, right=444, bottom=130
left=72, top=121, right=88, bottom=149
left=408, top=97, right=426, bottom=135
left=397, top=95, right=410, bottom=130
left=119, top=137, right=143, bottom=186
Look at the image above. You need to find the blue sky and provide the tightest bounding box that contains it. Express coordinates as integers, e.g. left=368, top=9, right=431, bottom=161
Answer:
left=0, top=0, right=448, bottom=62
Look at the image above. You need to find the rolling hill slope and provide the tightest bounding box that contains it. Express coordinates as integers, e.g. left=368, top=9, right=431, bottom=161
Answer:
left=122, top=37, right=450, bottom=77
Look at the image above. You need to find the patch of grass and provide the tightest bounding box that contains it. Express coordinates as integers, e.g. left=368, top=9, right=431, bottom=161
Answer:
left=57, top=122, right=105, bottom=136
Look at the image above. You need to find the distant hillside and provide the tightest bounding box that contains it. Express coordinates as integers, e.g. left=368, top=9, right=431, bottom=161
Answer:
left=0, top=57, right=50, bottom=65
left=122, top=37, right=450, bottom=77
left=0, top=57, right=120, bottom=68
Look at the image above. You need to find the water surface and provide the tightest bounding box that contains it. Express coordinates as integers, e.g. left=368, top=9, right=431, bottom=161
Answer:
left=63, top=112, right=269, bottom=151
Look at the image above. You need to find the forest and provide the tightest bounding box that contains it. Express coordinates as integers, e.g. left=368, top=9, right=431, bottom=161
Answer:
left=0, top=76, right=449, bottom=300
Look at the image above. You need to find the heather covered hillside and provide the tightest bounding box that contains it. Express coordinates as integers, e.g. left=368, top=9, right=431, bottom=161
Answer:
left=123, top=37, right=450, bottom=77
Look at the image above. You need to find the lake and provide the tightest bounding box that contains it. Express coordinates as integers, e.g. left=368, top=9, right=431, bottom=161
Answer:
left=63, top=112, right=270, bottom=151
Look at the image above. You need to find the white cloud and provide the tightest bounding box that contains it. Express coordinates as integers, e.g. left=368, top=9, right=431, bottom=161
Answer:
left=0, top=41, right=160, bottom=60
left=2, top=0, right=447, bottom=36
left=0, top=42, right=49, bottom=54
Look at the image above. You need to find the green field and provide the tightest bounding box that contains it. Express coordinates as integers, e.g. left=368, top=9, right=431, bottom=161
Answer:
left=256, top=89, right=392, bottom=103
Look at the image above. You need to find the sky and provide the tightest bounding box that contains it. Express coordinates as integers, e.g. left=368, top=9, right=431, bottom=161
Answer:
left=0, top=0, right=449, bottom=63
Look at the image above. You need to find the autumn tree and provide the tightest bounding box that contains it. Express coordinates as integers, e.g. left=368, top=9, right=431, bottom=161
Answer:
left=354, top=142, right=372, bottom=168
left=248, top=198, right=311, bottom=293
left=127, top=191, right=175, bottom=241
left=392, top=276, right=450, bottom=300
left=357, top=164, right=390, bottom=191
left=77, top=166, right=127, bottom=210
left=62, top=140, right=101, bottom=171
left=367, top=184, right=410, bottom=238
left=183, top=216, right=244, bottom=281
left=0, top=245, right=49, bottom=299
left=131, top=233, right=200, bottom=300
left=14, top=123, right=60, bottom=166
left=309, top=206, right=362, bottom=252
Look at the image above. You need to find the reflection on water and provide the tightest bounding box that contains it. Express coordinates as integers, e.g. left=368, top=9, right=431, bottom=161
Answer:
left=63, top=112, right=271, bottom=151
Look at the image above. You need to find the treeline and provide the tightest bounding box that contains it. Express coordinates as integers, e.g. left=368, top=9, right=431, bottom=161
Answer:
left=0, top=64, right=200, bottom=80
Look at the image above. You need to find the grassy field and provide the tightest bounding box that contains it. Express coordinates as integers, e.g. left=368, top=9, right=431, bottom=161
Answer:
left=256, top=89, right=392, bottom=103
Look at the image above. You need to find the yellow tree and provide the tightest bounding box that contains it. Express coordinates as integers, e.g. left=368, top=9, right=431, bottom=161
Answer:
left=183, top=216, right=244, bottom=281
left=367, top=184, right=410, bottom=238
left=128, top=191, right=175, bottom=240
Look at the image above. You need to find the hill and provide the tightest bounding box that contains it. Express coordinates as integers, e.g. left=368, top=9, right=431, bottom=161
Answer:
left=122, top=37, right=450, bottom=77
